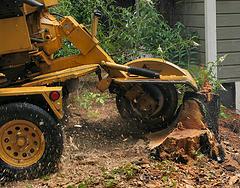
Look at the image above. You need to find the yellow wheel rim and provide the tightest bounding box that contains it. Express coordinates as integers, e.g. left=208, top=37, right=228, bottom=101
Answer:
left=0, top=120, right=45, bottom=168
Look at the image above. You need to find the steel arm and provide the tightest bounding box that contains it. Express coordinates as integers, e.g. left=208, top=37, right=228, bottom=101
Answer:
left=98, top=59, right=198, bottom=91
left=123, top=58, right=198, bottom=90
left=33, top=13, right=197, bottom=91
left=37, top=16, right=116, bottom=74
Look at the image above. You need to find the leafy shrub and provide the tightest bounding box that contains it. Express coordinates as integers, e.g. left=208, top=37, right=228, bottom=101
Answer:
left=54, top=40, right=80, bottom=58
left=52, top=0, right=199, bottom=67
left=76, top=91, right=109, bottom=110
left=190, top=55, right=227, bottom=92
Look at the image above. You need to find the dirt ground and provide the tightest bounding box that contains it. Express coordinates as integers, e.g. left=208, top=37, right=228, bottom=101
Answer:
left=2, top=82, right=240, bottom=188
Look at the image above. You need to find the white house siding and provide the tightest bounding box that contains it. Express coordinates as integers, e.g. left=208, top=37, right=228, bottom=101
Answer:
left=236, top=82, right=240, bottom=113
left=174, top=0, right=240, bottom=81
left=216, top=0, right=240, bottom=82
left=174, top=0, right=240, bottom=111
left=174, top=0, right=205, bottom=64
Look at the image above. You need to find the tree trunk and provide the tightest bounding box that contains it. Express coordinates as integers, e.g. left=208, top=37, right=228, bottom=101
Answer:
left=148, top=92, right=225, bottom=163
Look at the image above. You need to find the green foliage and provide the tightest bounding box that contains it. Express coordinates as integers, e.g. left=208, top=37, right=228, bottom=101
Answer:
left=78, top=177, right=95, bottom=188
left=161, top=175, right=168, bottom=182
left=102, top=168, right=118, bottom=188
left=190, top=55, right=227, bottom=92
left=25, top=185, right=33, bottom=188
left=52, top=0, right=198, bottom=67
left=87, top=110, right=100, bottom=119
left=104, top=178, right=118, bottom=188
left=41, top=175, right=51, bottom=181
left=101, top=163, right=139, bottom=187
left=78, top=183, right=87, bottom=188
left=219, top=105, right=232, bottom=119
left=54, top=40, right=80, bottom=58
left=154, top=160, right=178, bottom=187
left=155, top=160, right=178, bottom=177
left=76, top=91, right=109, bottom=110
left=192, top=150, right=204, bottom=159
left=112, top=163, right=139, bottom=180
left=66, top=185, right=75, bottom=188
left=51, top=0, right=72, bottom=16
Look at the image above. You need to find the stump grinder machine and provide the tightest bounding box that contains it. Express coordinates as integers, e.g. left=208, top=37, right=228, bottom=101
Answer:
left=0, top=0, right=223, bottom=180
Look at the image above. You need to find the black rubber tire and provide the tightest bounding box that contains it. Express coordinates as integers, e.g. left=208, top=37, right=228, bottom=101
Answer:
left=116, top=84, right=178, bottom=131
left=0, top=103, right=63, bottom=181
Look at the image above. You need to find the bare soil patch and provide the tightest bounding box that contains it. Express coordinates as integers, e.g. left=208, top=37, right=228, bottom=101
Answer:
left=2, top=84, right=240, bottom=188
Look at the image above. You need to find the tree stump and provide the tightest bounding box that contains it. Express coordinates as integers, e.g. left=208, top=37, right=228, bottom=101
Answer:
left=148, top=92, right=225, bottom=163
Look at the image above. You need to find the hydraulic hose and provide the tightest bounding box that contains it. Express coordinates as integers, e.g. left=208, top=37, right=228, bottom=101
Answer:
left=101, top=61, right=160, bottom=79
left=128, top=67, right=159, bottom=79
left=23, top=0, right=44, bottom=8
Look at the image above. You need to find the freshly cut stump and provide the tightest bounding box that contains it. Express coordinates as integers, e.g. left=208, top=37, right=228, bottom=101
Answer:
left=148, top=92, right=225, bottom=163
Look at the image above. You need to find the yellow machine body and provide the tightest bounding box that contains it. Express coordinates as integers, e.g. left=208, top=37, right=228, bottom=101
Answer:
left=26, top=14, right=197, bottom=90
left=0, top=0, right=198, bottom=119
left=0, top=86, right=63, bottom=119
left=0, top=16, right=32, bottom=55
left=0, top=0, right=201, bottom=178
